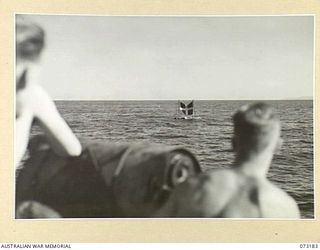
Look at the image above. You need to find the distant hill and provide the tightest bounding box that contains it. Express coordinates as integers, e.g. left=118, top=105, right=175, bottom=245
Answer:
left=286, top=96, right=313, bottom=100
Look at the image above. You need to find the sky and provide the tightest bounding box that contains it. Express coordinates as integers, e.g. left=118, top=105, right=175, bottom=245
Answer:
left=22, top=15, right=314, bottom=100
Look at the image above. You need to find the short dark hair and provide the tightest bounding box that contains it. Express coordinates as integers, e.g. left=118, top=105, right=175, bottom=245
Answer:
left=233, top=102, right=280, bottom=151
left=16, top=16, right=45, bottom=61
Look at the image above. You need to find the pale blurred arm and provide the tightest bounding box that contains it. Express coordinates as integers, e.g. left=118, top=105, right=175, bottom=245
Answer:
left=31, top=85, right=82, bottom=157
left=16, top=84, right=82, bottom=158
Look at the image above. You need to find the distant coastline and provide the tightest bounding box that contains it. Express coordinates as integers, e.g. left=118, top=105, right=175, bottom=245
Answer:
left=285, top=96, right=313, bottom=100
left=54, top=98, right=314, bottom=101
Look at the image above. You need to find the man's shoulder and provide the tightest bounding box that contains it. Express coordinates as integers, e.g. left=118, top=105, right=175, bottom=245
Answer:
left=173, top=168, right=238, bottom=201
left=168, top=168, right=239, bottom=216
left=204, top=168, right=238, bottom=180
left=258, top=181, right=300, bottom=218
left=190, top=168, right=241, bottom=198
left=204, top=168, right=250, bottom=186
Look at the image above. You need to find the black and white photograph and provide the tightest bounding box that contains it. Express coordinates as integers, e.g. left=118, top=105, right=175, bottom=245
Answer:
left=15, top=14, right=314, bottom=219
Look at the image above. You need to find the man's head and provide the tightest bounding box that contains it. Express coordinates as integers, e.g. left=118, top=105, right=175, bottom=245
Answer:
left=16, top=16, right=45, bottom=90
left=16, top=16, right=45, bottom=62
left=232, top=102, right=281, bottom=155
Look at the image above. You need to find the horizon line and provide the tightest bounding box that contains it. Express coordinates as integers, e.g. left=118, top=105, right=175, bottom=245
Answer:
left=53, top=98, right=313, bottom=101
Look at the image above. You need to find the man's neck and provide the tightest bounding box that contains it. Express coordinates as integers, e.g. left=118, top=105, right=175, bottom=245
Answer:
left=233, top=148, right=275, bottom=178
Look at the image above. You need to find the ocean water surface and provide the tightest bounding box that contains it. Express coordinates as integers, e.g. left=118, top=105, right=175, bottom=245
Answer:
left=33, top=100, right=314, bottom=219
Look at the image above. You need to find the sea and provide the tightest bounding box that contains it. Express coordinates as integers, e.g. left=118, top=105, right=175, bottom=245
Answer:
left=33, top=100, right=314, bottom=219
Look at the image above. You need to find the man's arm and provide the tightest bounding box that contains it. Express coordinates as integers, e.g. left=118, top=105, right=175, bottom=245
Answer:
left=16, top=84, right=82, bottom=158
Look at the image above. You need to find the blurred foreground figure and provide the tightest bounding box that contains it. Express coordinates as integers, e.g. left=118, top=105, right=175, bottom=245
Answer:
left=15, top=16, right=81, bottom=168
left=155, top=102, right=300, bottom=218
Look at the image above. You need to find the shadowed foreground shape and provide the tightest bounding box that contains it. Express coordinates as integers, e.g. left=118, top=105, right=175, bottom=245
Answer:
left=16, top=135, right=201, bottom=218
